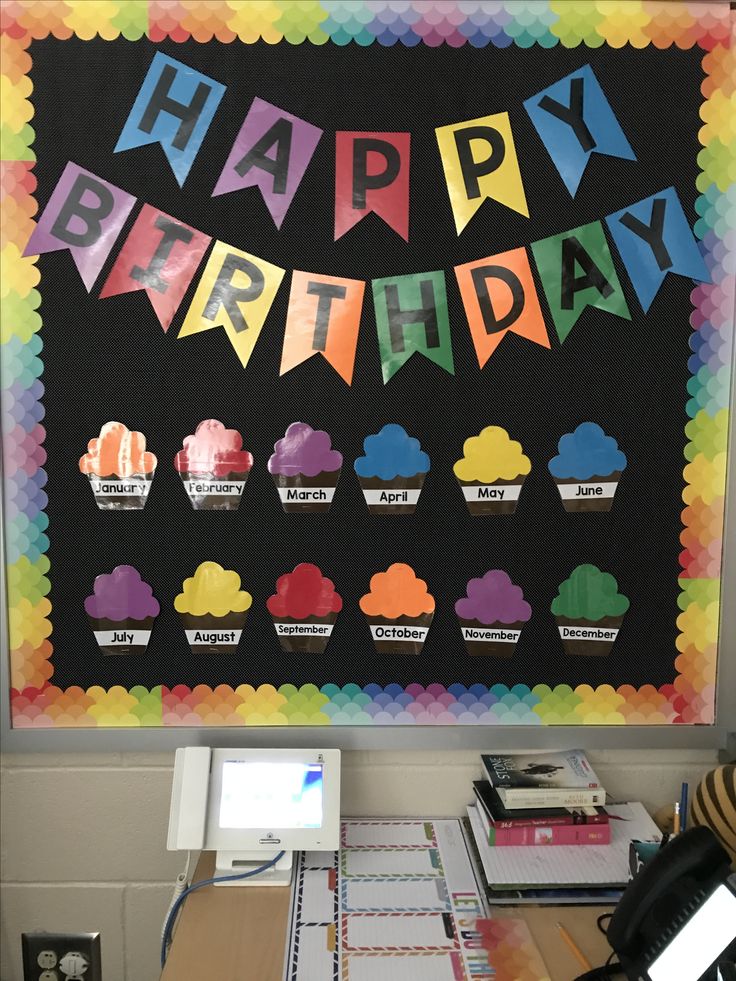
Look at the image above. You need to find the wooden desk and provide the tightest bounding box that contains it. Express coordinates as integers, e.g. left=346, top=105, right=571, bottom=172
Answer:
left=162, top=853, right=614, bottom=981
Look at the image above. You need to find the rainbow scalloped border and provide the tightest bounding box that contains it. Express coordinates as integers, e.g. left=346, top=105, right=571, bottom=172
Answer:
left=2, top=1, right=733, bottom=729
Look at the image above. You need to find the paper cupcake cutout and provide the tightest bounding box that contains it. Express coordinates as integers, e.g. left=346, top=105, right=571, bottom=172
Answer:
left=354, top=424, right=430, bottom=514
left=79, top=422, right=157, bottom=509
left=551, top=564, right=629, bottom=657
left=268, top=422, right=342, bottom=513
left=453, top=426, right=530, bottom=515
left=85, top=565, right=159, bottom=655
left=360, top=563, right=435, bottom=655
left=455, top=570, right=531, bottom=657
left=267, top=563, right=342, bottom=654
left=175, top=561, right=252, bottom=654
left=548, top=422, right=627, bottom=512
left=174, top=420, right=253, bottom=510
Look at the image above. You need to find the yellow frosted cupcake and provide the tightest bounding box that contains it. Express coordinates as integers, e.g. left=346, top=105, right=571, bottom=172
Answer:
left=175, top=561, right=252, bottom=654
left=453, top=426, right=531, bottom=515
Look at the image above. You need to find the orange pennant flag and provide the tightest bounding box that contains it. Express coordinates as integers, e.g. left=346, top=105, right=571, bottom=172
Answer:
left=455, top=247, right=550, bottom=368
left=280, top=270, right=365, bottom=385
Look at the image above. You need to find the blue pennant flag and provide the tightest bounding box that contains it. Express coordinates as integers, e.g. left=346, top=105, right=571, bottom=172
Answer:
left=115, top=53, right=226, bottom=187
left=524, top=65, right=636, bottom=197
left=606, top=187, right=710, bottom=312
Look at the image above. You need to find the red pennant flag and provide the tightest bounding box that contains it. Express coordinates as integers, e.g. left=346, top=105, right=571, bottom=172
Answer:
left=335, top=132, right=410, bottom=241
left=99, top=203, right=211, bottom=331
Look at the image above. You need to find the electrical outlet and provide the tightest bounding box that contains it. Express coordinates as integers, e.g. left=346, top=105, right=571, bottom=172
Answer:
left=21, top=932, right=101, bottom=981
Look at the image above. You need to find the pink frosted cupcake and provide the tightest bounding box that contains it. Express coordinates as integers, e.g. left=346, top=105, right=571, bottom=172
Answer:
left=455, top=570, right=531, bottom=657
left=174, top=420, right=253, bottom=510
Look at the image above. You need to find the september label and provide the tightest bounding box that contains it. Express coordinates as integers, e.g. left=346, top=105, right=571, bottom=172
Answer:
left=185, top=480, right=246, bottom=496
left=274, top=622, right=334, bottom=637
left=461, top=627, right=521, bottom=642
left=277, top=487, right=336, bottom=503
left=185, top=629, right=243, bottom=645
left=462, top=484, right=522, bottom=502
left=557, top=481, right=618, bottom=500
left=362, top=488, right=422, bottom=505
left=370, top=624, right=429, bottom=641
left=91, top=479, right=150, bottom=496
left=558, top=625, right=619, bottom=641
left=94, top=630, right=151, bottom=646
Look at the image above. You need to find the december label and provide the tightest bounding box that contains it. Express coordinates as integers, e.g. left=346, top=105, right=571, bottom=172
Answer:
left=185, top=629, right=242, bottom=645
left=94, top=630, right=151, bottom=646
left=559, top=625, right=619, bottom=641
left=185, top=480, right=246, bottom=495
left=363, top=488, right=422, bottom=505
left=274, top=622, right=334, bottom=637
left=462, top=627, right=521, bottom=642
left=91, top=479, right=150, bottom=495
left=278, top=487, right=336, bottom=503
left=370, top=624, right=429, bottom=641
left=557, top=481, right=618, bottom=499
left=462, top=484, right=522, bottom=502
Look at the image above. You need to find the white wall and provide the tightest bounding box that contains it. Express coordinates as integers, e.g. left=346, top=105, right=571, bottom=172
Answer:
left=0, top=747, right=718, bottom=981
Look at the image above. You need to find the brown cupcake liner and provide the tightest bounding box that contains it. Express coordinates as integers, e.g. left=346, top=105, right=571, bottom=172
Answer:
left=86, top=471, right=154, bottom=510
left=365, top=612, right=434, bottom=655
left=271, top=612, right=338, bottom=654
left=179, top=610, right=248, bottom=654
left=555, top=614, right=624, bottom=657
left=553, top=471, right=622, bottom=513
left=458, top=618, right=526, bottom=657
left=271, top=469, right=341, bottom=513
left=179, top=470, right=251, bottom=510
left=87, top=615, right=156, bottom=656
left=357, top=473, right=427, bottom=514
left=456, top=475, right=526, bottom=515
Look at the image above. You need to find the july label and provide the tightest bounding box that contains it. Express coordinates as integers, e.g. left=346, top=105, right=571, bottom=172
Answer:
left=94, top=630, right=151, bottom=646
left=462, top=484, right=522, bottom=502
left=557, top=481, right=618, bottom=500
left=559, top=625, right=619, bottom=641
left=274, top=622, right=334, bottom=637
left=370, top=624, right=429, bottom=641
left=278, top=487, right=336, bottom=503
left=363, top=488, right=422, bottom=506
left=185, top=480, right=246, bottom=496
left=461, top=627, right=521, bottom=642
left=91, top=479, right=151, bottom=497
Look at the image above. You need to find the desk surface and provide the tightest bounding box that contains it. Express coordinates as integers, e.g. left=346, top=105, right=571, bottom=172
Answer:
left=162, top=853, right=614, bottom=981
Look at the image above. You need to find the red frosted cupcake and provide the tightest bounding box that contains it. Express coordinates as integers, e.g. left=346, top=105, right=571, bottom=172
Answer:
left=267, top=563, right=342, bottom=654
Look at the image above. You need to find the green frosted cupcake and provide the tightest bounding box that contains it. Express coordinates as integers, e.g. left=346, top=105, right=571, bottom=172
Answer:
left=552, top=564, right=629, bottom=657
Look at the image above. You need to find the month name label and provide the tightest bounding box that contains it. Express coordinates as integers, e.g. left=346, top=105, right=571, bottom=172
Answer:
left=462, top=484, right=522, bottom=502
left=559, top=626, right=619, bottom=641
left=462, top=627, right=521, bottom=642
left=363, top=488, right=422, bottom=505
left=278, top=487, right=336, bottom=503
left=274, top=622, right=334, bottom=637
left=558, top=481, right=618, bottom=500
left=186, top=629, right=243, bottom=645
left=95, top=630, right=151, bottom=646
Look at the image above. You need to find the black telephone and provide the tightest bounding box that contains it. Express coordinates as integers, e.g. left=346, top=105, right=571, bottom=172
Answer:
left=577, top=826, right=736, bottom=981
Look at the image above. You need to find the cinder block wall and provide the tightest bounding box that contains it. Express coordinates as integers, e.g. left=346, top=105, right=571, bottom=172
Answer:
left=0, top=748, right=717, bottom=981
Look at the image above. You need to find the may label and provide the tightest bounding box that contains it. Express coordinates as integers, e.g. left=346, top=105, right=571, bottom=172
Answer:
left=462, top=484, right=522, bottom=502
left=461, top=627, right=521, bottom=642
left=559, top=625, right=619, bottom=641
left=557, top=481, right=618, bottom=500
left=274, top=622, right=334, bottom=637
left=278, top=487, right=336, bottom=503
left=362, top=488, right=422, bottom=506
left=370, top=624, right=429, bottom=641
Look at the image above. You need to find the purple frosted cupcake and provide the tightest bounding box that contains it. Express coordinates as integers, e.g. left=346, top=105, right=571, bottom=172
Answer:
left=268, top=422, right=342, bottom=513
left=85, top=565, right=159, bottom=655
left=455, top=570, right=531, bottom=657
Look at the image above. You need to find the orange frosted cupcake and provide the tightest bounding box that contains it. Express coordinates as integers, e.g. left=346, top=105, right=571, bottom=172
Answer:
left=360, top=563, right=435, bottom=655
left=79, top=422, right=157, bottom=510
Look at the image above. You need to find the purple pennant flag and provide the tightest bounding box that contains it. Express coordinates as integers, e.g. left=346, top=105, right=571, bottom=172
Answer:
left=24, top=162, right=136, bottom=291
left=212, top=97, right=322, bottom=229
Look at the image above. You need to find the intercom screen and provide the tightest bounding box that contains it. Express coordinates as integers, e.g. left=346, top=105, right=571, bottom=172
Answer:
left=647, top=882, right=736, bottom=981
left=219, top=761, right=324, bottom=830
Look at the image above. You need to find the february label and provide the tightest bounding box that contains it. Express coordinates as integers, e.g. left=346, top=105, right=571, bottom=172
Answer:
left=185, top=480, right=246, bottom=496
left=461, top=483, right=522, bottom=502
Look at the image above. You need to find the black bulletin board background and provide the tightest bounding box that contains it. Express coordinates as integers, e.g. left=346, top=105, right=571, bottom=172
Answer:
left=29, top=38, right=703, bottom=693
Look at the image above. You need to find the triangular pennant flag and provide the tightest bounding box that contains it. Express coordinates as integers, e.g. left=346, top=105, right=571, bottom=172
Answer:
left=335, top=132, right=410, bottom=241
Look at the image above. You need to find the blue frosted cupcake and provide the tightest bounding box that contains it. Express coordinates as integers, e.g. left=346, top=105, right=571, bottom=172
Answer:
left=354, top=424, right=430, bottom=514
left=549, top=422, right=627, bottom=512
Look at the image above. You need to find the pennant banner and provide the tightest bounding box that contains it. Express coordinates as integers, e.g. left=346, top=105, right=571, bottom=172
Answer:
left=179, top=240, right=285, bottom=369
left=115, top=53, right=226, bottom=187
left=23, top=162, right=135, bottom=291
left=212, top=98, right=322, bottom=229
left=435, top=113, right=528, bottom=234
left=455, top=248, right=550, bottom=368
left=524, top=65, right=636, bottom=197
left=531, top=221, right=630, bottom=343
left=335, top=132, right=410, bottom=241
left=372, top=271, right=454, bottom=384
left=281, top=271, right=365, bottom=385
left=99, top=204, right=211, bottom=331
left=605, top=187, right=710, bottom=312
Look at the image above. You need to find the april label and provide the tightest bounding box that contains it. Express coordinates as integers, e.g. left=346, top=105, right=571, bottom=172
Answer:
left=362, top=488, right=422, bottom=506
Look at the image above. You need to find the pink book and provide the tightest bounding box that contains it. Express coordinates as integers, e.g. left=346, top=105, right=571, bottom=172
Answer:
left=488, top=821, right=612, bottom=847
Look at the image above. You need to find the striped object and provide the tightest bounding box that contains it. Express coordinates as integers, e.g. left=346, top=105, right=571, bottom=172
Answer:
left=690, top=764, right=736, bottom=866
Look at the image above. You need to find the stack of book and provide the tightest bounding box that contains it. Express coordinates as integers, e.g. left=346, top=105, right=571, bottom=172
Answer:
left=473, top=748, right=610, bottom=847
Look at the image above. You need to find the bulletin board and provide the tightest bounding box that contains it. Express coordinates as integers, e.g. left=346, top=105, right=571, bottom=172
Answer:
left=2, top=1, right=733, bottom=730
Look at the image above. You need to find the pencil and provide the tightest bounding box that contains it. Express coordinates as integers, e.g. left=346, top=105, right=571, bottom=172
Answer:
left=556, top=922, right=592, bottom=971
left=673, top=801, right=681, bottom=836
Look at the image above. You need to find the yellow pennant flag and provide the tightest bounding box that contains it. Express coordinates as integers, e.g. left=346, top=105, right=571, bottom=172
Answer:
left=178, top=241, right=285, bottom=368
left=436, top=113, right=528, bottom=234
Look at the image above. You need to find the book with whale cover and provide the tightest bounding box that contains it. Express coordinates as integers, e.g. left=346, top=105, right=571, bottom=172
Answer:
left=481, top=749, right=605, bottom=808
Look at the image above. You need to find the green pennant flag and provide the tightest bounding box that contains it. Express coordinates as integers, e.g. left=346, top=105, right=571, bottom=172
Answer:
left=372, top=270, right=455, bottom=384
left=531, top=221, right=630, bottom=344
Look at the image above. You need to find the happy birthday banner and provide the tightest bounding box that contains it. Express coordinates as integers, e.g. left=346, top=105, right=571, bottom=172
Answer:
left=23, top=53, right=710, bottom=384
